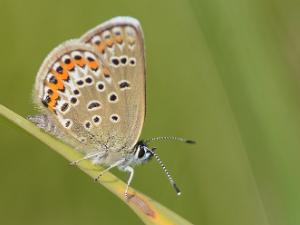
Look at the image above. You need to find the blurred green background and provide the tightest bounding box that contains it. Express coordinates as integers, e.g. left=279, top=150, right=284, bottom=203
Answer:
left=1, top=0, right=300, bottom=224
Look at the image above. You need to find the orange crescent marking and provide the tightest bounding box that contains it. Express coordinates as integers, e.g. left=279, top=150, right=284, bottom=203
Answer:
left=105, top=38, right=114, bottom=47
left=56, top=71, right=69, bottom=81
left=103, top=67, right=110, bottom=76
left=88, top=60, right=99, bottom=70
left=75, top=58, right=87, bottom=67
left=55, top=76, right=64, bottom=90
left=48, top=99, right=56, bottom=109
left=51, top=90, right=58, bottom=100
left=48, top=71, right=64, bottom=91
left=115, top=36, right=123, bottom=44
left=47, top=82, right=58, bottom=91
left=46, top=87, right=60, bottom=110
left=98, top=42, right=106, bottom=53
left=62, top=60, right=75, bottom=71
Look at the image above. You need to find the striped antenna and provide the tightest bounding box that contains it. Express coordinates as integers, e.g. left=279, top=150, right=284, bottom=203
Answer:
left=144, top=136, right=196, bottom=144
left=149, top=148, right=181, bottom=195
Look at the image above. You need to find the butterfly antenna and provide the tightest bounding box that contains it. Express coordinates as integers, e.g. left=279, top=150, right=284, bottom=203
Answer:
left=149, top=148, right=181, bottom=196
left=145, top=136, right=196, bottom=144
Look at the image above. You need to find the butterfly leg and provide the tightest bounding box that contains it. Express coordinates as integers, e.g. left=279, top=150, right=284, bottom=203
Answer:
left=123, top=166, right=134, bottom=200
left=70, top=151, right=105, bottom=165
left=94, top=158, right=126, bottom=182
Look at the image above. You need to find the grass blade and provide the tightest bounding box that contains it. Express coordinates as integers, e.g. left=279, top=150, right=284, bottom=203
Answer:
left=0, top=104, right=193, bottom=225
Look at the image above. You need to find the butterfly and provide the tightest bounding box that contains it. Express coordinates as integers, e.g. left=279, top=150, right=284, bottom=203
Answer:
left=28, top=16, right=194, bottom=199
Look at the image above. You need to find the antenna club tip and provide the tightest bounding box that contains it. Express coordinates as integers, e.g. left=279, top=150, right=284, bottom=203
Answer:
left=186, top=140, right=196, bottom=144
left=172, top=183, right=181, bottom=195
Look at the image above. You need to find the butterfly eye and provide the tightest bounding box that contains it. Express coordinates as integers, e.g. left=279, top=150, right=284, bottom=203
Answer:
left=138, top=148, right=145, bottom=158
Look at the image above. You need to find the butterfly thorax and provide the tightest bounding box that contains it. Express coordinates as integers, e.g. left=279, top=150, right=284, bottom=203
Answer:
left=90, top=140, right=153, bottom=169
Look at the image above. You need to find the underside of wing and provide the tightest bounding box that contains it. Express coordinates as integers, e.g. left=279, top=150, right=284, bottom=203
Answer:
left=34, top=41, right=114, bottom=152
left=80, top=16, right=146, bottom=151
left=33, top=17, right=146, bottom=153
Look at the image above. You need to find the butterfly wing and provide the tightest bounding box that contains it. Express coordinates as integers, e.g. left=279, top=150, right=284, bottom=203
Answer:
left=33, top=17, right=145, bottom=155
left=80, top=17, right=146, bottom=152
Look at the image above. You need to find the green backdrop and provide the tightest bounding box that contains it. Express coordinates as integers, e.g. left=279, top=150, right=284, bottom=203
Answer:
left=1, top=0, right=300, bottom=224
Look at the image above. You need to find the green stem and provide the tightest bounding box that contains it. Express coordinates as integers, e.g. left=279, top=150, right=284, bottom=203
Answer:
left=0, top=104, right=192, bottom=225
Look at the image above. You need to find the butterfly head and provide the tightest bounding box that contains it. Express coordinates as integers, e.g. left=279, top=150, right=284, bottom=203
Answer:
left=132, top=136, right=196, bottom=196
left=133, top=140, right=154, bottom=164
